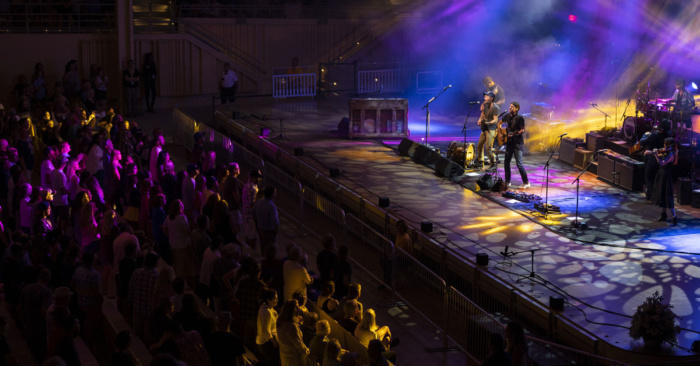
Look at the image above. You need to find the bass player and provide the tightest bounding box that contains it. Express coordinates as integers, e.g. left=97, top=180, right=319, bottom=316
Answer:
left=476, top=91, right=501, bottom=170
left=502, top=102, right=530, bottom=189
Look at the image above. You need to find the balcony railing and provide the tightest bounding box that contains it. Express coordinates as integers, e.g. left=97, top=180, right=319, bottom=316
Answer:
left=0, top=2, right=116, bottom=33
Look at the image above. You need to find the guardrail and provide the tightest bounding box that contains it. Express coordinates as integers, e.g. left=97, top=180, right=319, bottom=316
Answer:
left=357, top=69, right=402, bottom=94
left=272, top=72, right=317, bottom=99
left=0, top=3, right=116, bottom=33
left=173, top=106, right=634, bottom=366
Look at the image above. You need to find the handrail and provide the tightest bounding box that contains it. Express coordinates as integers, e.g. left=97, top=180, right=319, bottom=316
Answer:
left=178, top=3, right=391, bottom=19
left=179, top=20, right=263, bottom=75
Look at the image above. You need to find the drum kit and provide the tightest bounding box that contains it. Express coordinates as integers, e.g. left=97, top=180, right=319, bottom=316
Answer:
left=446, top=141, right=475, bottom=167
left=623, top=79, right=687, bottom=143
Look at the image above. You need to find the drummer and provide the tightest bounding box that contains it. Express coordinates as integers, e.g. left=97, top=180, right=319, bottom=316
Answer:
left=671, top=79, right=695, bottom=128
left=642, top=119, right=671, bottom=201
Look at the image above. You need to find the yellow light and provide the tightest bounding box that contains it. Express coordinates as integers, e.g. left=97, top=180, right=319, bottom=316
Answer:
left=482, top=226, right=507, bottom=235
left=333, top=82, right=337, bottom=86
left=374, top=78, right=378, bottom=82
left=461, top=222, right=493, bottom=229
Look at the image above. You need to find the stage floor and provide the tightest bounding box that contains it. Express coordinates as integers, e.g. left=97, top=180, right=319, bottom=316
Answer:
left=216, top=93, right=700, bottom=354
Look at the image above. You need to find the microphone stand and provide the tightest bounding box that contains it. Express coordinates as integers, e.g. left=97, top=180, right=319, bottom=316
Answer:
left=421, top=87, right=450, bottom=147
left=461, top=103, right=477, bottom=168
left=540, top=135, right=564, bottom=220
left=591, top=104, right=611, bottom=130
left=504, top=248, right=541, bottom=283
left=570, top=152, right=599, bottom=229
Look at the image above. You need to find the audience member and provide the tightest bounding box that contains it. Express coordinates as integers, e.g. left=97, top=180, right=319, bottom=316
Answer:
left=129, top=252, right=159, bottom=342
left=277, top=299, right=310, bottom=366
left=506, top=321, right=529, bottom=366
left=482, top=332, right=511, bottom=366
left=252, top=185, right=279, bottom=254
left=256, top=288, right=279, bottom=366
left=204, top=311, right=246, bottom=366
left=283, top=245, right=312, bottom=301
left=309, top=319, right=331, bottom=364
left=112, top=330, right=136, bottom=366
left=316, top=281, right=339, bottom=314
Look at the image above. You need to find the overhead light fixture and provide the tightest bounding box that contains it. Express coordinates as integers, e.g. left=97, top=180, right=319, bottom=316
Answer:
left=691, top=82, right=698, bottom=90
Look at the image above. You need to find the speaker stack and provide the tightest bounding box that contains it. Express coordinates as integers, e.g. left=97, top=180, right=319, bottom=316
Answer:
left=596, top=151, right=643, bottom=191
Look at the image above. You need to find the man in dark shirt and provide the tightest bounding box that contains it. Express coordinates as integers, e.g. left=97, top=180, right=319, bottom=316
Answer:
left=476, top=91, right=501, bottom=170
left=483, top=76, right=506, bottom=107
left=339, top=299, right=360, bottom=334
left=502, top=102, right=530, bottom=189
left=55, top=314, right=81, bottom=366
left=641, top=119, right=671, bottom=200
left=316, top=233, right=337, bottom=284
left=481, top=333, right=511, bottom=366
left=204, top=311, right=246, bottom=366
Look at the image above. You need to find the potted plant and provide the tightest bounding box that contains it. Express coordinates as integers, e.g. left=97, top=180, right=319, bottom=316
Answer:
left=629, top=291, right=681, bottom=348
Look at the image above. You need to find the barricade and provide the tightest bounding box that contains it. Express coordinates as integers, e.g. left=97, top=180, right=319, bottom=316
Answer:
left=301, top=187, right=346, bottom=242
left=172, top=108, right=197, bottom=151
left=525, top=337, right=629, bottom=366
left=357, top=69, right=402, bottom=94
left=392, top=247, right=448, bottom=349
left=272, top=72, right=317, bottom=99
left=344, top=214, right=394, bottom=289
left=446, top=286, right=504, bottom=361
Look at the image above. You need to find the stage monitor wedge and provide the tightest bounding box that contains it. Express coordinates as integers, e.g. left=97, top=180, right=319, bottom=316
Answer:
left=398, top=138, right=419, bottom=157
left=435, top=157, right=465, bottom=178
left=412, top=145, right=439, bottom=166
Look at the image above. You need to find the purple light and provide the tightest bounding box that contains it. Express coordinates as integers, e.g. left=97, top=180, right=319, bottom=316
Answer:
left=569, top=14, right=577, bottom=22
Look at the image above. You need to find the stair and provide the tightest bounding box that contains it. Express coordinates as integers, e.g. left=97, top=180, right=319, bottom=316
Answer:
left=133, top=0, right=174, bottom=33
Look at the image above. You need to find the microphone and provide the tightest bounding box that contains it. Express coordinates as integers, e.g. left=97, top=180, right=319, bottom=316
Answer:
left=500, top=246, right=509, bottom=258
left=469, top=101, right=481, bottom=105
left=444, top=85, right=452, bottom=90
left=498, top=111, right=507, bottom=118
left=589, top=102, right=598, bottom=107
left=557, top=133, right=567, bottom=137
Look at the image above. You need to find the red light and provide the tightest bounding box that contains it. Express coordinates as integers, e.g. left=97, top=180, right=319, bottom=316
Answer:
left=569, top=14, right=577, bottom=22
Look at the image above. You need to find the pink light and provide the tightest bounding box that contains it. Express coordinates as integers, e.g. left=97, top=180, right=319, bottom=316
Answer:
left=569, top=14, right=577, bottom=22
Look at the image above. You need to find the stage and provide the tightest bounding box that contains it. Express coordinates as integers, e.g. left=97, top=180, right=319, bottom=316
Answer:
left=205, top=91, right=700, bottom=356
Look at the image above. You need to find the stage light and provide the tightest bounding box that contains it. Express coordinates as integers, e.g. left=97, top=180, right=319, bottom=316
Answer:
left=568, top=14, right=577, bottom=22
left=692, top=82, right=698, bottom=90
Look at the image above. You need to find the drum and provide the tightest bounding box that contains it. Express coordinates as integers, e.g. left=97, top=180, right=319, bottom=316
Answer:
left=447, top=141, right=475, bottom=166
left=622, top=117, right=653, bottom=141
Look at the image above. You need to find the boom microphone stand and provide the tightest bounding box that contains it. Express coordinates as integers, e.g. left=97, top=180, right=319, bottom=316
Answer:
left=570, top=151, right=603, bottom=229
left=590, top=103, right=612, bottom=130
left=421, top=85, right=452, bottom=147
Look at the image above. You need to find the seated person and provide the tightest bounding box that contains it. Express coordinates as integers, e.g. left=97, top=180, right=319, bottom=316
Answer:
left=338, top=300, right=361, bottom=335
left=335, top=283, right=363, bottom=322
left=308, top=320, right=330, bottom=364
left=316, top=281, right=340, bottom=314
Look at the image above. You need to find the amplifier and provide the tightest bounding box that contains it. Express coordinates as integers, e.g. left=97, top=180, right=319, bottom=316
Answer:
left=573, top=149, right=595, bottom=170
left=559, top=138, right=584, bottom=165
left=604, top=139, right=631, bottom=157
left=348, top=98, right=408, bottom=138
left=597, top=151, right=618, bottom=185
left=678, top=178, right=693, bottom=205
left=586, top=132, right=605, bottom=153
left=692, top=189, right=700, bottom=209
left=615, top=156, right=644, bottom=191
left=588, top=161, right=598, bottom=175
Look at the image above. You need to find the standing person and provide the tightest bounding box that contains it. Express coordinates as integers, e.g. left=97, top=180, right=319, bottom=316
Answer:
left=71, top=251, right=103, bottom=351
left=256, top=289, right=280, bottom=366
left=182, top=164, right=198, bottom=221
left=482, top=76, right=506, bottom=107
left=142, top=53, right=157, bottom=113
left=641, top=119, right=671, bottom=200
left=652, top=138, right=678, bottom=226
left=277, top=299, right=310, bottom=366
left=162, top=199, right=193, bottom=278
left=252, top=186, right=279, bottom=254
left=220, top=62, right=238, bottom=104
left=670, top=78, right=695, bottom=130
left=16, top=268, right=53, bottom=362
left=128, top=253, right=159, bottom=343
left=283, top=245, right=312, bottom=302
left=475, top=91, right=501, bottom=170
left=481, top=333, right=511, bottom=366
left=242, top=170, right=262, bottom=249
left=502, top=102, right=530, bottom=189
left=123, top=59, right=140, bottom=117
left=93, top=67, right=109, bottom=107
left=505, top=321, right=529, bottom=366
left=219, top=162, right=242, bottom=234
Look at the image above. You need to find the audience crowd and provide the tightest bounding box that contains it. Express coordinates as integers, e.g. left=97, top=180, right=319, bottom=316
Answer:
left=0, top=56, right=410, bottom=366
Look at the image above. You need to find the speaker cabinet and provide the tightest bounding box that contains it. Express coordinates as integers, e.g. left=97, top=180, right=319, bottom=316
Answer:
left=348, top=98, right=409, bottom=138
left=435, top=157, right=465, bottom=178
left=597, top=151, right=618, bottom=185
left=678, top=178, right=693, bottom=205
left=573, top=149, right=595, bottom=170
left=615, top=156, right=644, bottom=191
left=412, top=145, right=439, bottom=165
left=604, top=138, right=631, bottom=157
left=692, top=189, right=700, bottom=208
left=398, top=138, right=419, bottom=157
left=586, top=132, right=605, bottom=152
left=559, top=138, right=583, bottom=165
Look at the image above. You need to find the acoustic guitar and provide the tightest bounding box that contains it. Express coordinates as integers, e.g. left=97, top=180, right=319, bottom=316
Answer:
left=496, top=112, right=509, bottom=146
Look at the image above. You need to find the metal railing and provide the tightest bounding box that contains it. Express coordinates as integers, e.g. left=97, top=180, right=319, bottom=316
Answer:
left=272, top=71, right=317, bottom=99
left=0, top=2, right=116, bottom=33
left=172, top=106, right=636, bottom=366
left=177, top=3, right=392, bottom=20
left=357, top=69, right=402, bottom=94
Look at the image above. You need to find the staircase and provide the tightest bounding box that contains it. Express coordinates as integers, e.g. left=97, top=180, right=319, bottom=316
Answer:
left=133, top=0, right=174, bottom=33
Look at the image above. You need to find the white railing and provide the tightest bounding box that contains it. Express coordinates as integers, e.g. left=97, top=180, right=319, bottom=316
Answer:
left=272, top=68, right=317, bottom=99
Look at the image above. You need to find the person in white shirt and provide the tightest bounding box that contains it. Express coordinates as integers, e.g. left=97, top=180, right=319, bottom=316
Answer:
left=256, top=288, right=279, bottom=366
left=219, top=62, right=238, bottom=104
left=282, top=245, right=312, bottom=301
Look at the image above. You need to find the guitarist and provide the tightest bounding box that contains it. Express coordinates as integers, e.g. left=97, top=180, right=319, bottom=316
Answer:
left=476, top=91, right=501, bottom=170
left=502, top=102, right=530, bottom=189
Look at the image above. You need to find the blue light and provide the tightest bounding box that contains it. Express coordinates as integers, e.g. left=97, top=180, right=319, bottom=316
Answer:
left=692, top=82, right=698, bottom=90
